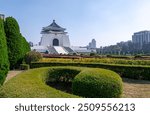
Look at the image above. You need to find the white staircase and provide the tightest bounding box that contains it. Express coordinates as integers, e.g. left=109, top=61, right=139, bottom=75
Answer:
left=54, top=46, right=68, bottom=54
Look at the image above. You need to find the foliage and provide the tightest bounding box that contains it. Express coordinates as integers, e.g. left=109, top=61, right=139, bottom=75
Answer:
left=30, top=61, right=150, bottom=81
left=46, top=68, right=80, bottom=83
left=72, top=68, right=123, bottom=98
left=134, top=54, right=142, bottom=58
left=4, top=17, right=30, bottom=69
left=20, top=64, right=30, bottom=70
left=21, top=36, right=30, bottom=56
left=0, top=67, right=123, bottom=98
left=90, top=52, right=96, bottom=56
left=0, top=18, right=9, bottom=85
left=40, top=58, right=150, bottom=66
left=99, top=40, right=150, bottom=55
left=25, top=51, right=42, bottom=64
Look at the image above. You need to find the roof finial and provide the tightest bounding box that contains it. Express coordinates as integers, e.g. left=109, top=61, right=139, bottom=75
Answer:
left=53, top=20, right=55, bottom=23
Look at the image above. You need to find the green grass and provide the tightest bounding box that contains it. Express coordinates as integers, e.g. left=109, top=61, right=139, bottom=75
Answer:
left=0, top=67, right=78, bottom=98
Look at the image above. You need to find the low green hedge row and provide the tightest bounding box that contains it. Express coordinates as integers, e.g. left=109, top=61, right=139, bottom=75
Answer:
left=20, top=64, right=30, bottom=70
left=0, top=67, right=123, bottom=98
left=30, top=62, right=150, bottom=80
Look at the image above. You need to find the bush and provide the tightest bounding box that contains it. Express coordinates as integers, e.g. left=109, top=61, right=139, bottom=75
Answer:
left=90, top=53, right=96, bottom=56
left=20, top=64, right=30, bottom=70
left=72, top=68, right=123, bottom=98
left=0, top=18, right=9, bottom=85
left=46, top=68, right=80, bottom=83
left=25, top=51, right=42, bottom=64
left=134, top=55, right=142, bottom=58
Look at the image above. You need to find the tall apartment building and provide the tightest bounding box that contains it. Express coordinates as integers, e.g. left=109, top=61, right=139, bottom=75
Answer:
left=132, top=30, right=150, bottom=49
left=88, top=39, right=96, bottom=49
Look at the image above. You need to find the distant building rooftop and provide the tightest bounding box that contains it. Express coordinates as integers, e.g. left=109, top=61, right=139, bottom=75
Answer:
left=41, top=20, right=66, bottom=33
left=134, top=30, right=150, bottom=35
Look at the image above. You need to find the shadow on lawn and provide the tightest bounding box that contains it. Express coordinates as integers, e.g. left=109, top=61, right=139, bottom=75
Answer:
left=122, top=78, right=150, bottom=84
left=46, top=82, right=72, bottom=94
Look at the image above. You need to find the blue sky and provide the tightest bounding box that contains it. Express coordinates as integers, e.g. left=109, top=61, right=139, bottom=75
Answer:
left=1, top=0, right=150, bottom=47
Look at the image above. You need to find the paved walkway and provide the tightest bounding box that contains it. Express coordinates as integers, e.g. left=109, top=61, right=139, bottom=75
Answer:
left=4, top=70, right=23, bottom=83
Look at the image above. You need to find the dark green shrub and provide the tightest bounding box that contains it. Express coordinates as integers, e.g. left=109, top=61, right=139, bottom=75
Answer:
left=106, top=55, right=112, bottom=58
left=72, top=68, right=123, bottom=98
left=0, top=71, right=7, bottom=85
left=90, top=52, right=96, bottom=56
left=0, top=18, right=9, bottom=85
left=20, top=64, right=30, bottom=70
left=134, top=55, right=142, bottom=58
left=46, top=68, right=80, bottom=83
left=25, top=51, right=42, bottom=64
left=4, top=17, right=30, bottom=69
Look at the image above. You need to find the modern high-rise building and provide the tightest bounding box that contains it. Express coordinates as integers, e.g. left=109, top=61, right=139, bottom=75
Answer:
left=132, top=30, right=150, bottom=48
left=88, top=39, right=96, bottom=49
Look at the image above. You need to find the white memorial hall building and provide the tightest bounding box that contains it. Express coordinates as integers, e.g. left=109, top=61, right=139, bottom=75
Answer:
left=32, top=20, right=74, bottom=54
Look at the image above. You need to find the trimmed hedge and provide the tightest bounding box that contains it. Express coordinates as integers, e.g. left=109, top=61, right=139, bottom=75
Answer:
left=0, top=67, right=123, bottom=98
left=46, top=68, right=80, bottom=83
left=20, top=64, right=30, bottom=70
left=72, top=68, right=123, bottom=98
left=30, top=62, right=150, bottom=80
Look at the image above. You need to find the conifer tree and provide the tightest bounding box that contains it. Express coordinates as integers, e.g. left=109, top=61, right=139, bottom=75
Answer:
left=4, top=17, right=30, bottom=69
left=0, top=18, right=9, bottom=84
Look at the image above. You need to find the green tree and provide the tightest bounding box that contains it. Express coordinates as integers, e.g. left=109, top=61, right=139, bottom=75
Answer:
left=0, top=18, right=9, bottom=84
left=25, top=51, right=42, bottom=64
left=21, top=36, right=30, bottom=58
left=4, top=17, right=30, bottom=69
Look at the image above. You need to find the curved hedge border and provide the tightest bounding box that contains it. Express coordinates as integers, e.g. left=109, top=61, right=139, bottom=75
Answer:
left=30, top=62, right=150, bottom=80
left=0, top=67, right=123, bottom=98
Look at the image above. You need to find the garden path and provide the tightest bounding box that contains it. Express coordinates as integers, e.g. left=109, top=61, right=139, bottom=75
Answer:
left=4, top=70, right=23, bottom=83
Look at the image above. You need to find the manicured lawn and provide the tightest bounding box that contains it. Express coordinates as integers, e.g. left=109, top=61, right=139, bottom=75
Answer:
left=0, top=67, right=78, bottom=98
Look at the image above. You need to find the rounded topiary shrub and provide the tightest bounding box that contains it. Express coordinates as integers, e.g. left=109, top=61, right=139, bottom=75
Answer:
left=72, top=68, right=123, bottom=98
left=25, top=51, right=42, bottom=64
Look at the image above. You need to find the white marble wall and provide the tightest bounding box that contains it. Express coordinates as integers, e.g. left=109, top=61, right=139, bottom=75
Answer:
left=40, top=32, right=70, bottom=47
